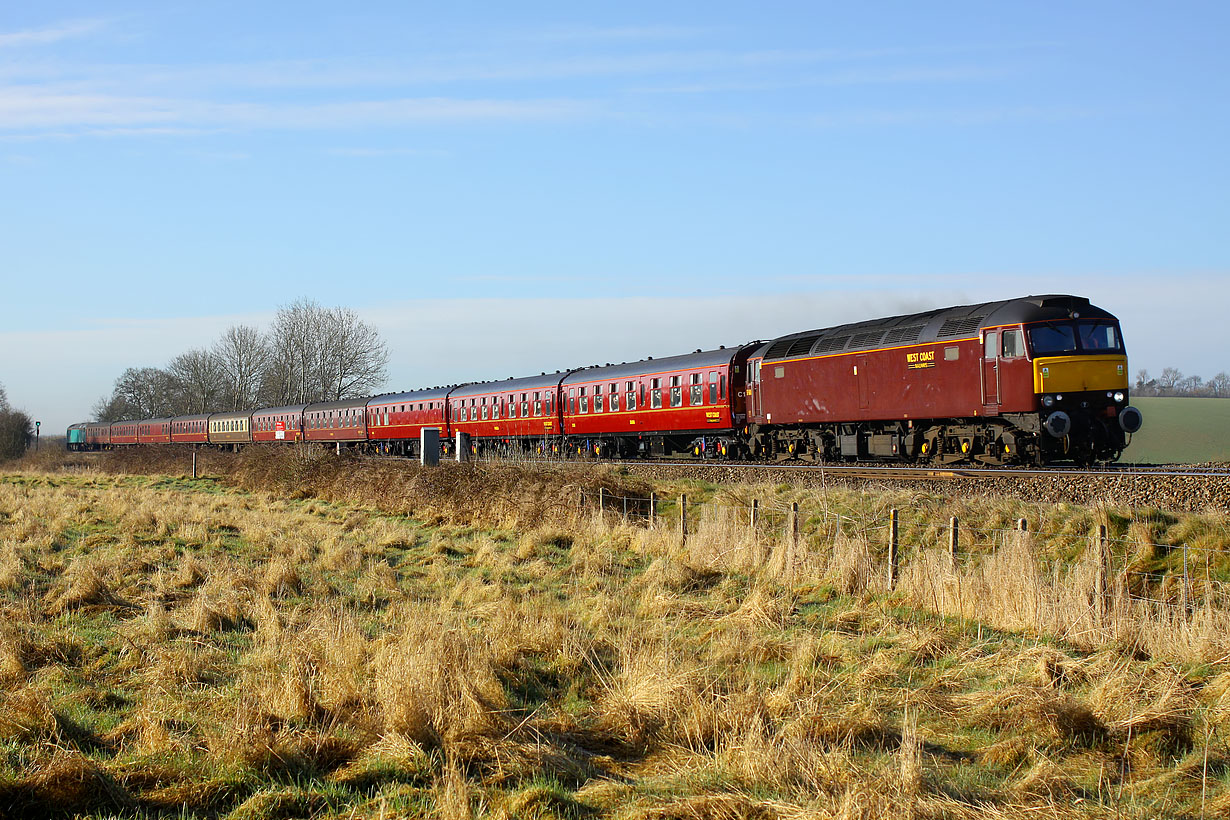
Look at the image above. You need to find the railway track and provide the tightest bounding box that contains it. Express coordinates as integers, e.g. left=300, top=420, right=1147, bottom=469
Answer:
left=591, top=459, right=1230, bottom=482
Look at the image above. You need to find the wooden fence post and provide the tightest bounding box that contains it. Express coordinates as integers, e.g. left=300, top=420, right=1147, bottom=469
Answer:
left=598, top=487, right=606, bottom=519
left=649, top=493, right=657, bottom=527
left=577, top=488, right=584, bottom=518
left=750, top=499, right=759, bottom=529
left=888, top=508, right=899, bottom=591
left=790, top=502, right=799, bottom=545
left=191, top=449, right=198, bottom=480
left=1183, top=542, right=1190, bottom=615
left=949, top=516, right=959, bottom=570
left=1095, top=524, right=1108, bottom=626
left=679, top=494, right=688, bottom=544
left=1017, top=518, right=1028, bottom=533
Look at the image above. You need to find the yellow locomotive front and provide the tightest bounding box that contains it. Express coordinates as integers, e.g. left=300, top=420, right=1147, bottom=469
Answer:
left=1027, top=317, right=1143, bottom=463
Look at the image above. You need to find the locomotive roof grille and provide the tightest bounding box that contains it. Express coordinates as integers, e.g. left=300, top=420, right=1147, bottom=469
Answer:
left=883, top=325, right=924, bottom=345
left=785, top=335, right=820, bottom=357
left=812, top=335, right=849, bottom=354
left=849, top=331, right=885, bottom=349
left=763, top=339, right=797, bottom=360
left=937, top=316, right=985, bottom=338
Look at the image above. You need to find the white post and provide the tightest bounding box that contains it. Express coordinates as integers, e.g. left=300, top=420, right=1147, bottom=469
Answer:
left=455, top=431, right=469, bottom=462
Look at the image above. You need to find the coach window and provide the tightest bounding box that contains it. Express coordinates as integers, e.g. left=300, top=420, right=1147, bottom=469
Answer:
left=521, top=393, right=529, bottom=417
left=670, top=375, right=683, bottom=408
left=1001, top=329, right=1025, bottom=358
left=708, top=372, right=718, bottom=404
left=546, top=394, right=553, bottom=414
left=579, top=386, right=588, bottom=414
left=651, top=378, right=662, bottom=409
left=594, top=388, right=604, bottom=413
left=482, top=398, right=489, bottom=421
left=690, top=373, right=703, bottom=406
left=626, top=381, right=636, bottom=411
left=609, top=384, right=619, bottom=413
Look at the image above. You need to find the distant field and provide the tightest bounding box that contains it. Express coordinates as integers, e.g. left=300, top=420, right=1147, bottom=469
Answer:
left=1121, top=397, right=1230, bottom=464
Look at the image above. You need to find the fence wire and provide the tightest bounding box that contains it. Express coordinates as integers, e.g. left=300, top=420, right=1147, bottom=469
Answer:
left=574, top=487, right=1230, bottom=621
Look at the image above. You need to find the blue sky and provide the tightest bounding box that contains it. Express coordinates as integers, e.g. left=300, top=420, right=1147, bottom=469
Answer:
left=2, top=2, right=1228, bottom=432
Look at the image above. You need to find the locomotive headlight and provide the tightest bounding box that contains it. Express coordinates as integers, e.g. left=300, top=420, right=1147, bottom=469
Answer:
left=1113, top=391, right=1125, bottom=403
left=1041, top=395, right=1055, bottom=408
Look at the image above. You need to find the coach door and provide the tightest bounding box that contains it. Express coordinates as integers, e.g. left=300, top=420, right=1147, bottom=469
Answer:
left=981, top=331, right=1000, bottom=412
left=855, top=354, right=870, bottom=410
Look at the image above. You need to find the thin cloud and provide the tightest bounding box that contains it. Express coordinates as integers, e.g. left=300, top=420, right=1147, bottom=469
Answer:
left=635, top=64, right=1006, bottom=95
left=808, top=103, right=1101, bottom=129
left=515, top=24, right=712, bottom=43
left=0, top=19, right=106, bottom=48
left=327, top=147, right=449, bottom=158
left=0, top=89, right=597, bottom=133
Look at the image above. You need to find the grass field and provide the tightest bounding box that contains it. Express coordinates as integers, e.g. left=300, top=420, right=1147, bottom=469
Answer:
left=1122, top=397, right=1230, bottom=465
left=1, top=451, right=1230, bottom=818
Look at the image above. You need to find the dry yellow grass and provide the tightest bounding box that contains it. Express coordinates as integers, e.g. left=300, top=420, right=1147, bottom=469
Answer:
left=0, top=453, right=1227, bottom=817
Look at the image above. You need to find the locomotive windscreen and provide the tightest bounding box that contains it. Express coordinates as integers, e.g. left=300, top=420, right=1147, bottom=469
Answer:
left=1029, top=321, right=1122, bottom=355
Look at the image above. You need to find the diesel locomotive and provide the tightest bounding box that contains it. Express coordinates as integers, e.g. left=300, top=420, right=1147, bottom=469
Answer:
left=68, top=294, right=1143, bottom=466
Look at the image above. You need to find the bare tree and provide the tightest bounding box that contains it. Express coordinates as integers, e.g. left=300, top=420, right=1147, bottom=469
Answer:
left=319, top=305, right=389, bottom=400
left=166, top=349, right=225, bottom=415
left=267, top=298, right=323, bottom=404
left=95, top=299, right=389, bottom=415
left=0, top=380, right=31, bottom=461
left=1210, top=372, right=1230, bottom=398
left=1157, top=367, right=1183, bottom=392
left=214, top=325, right=267, bottom=410
left=1177, top=374, right=1203, bottom=395
left=265, top=299, right=388, bottom=403
left=102, top=367, right=175, bottom=419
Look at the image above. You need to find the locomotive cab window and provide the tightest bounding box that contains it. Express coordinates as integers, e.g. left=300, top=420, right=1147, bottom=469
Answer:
left=1028, top=324, right=1077, bottom=355
left=1076, top=321, right=1121, bottom=352
left=1001, top=329, right=1025, bottom=358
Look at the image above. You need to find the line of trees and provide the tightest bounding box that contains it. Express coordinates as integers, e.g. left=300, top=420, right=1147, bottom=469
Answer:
left=0, top=382, right=34, bottom=461
left=1135, top=368, right=1230, bottom=398
left=93, top=299, right=389, bottom=422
